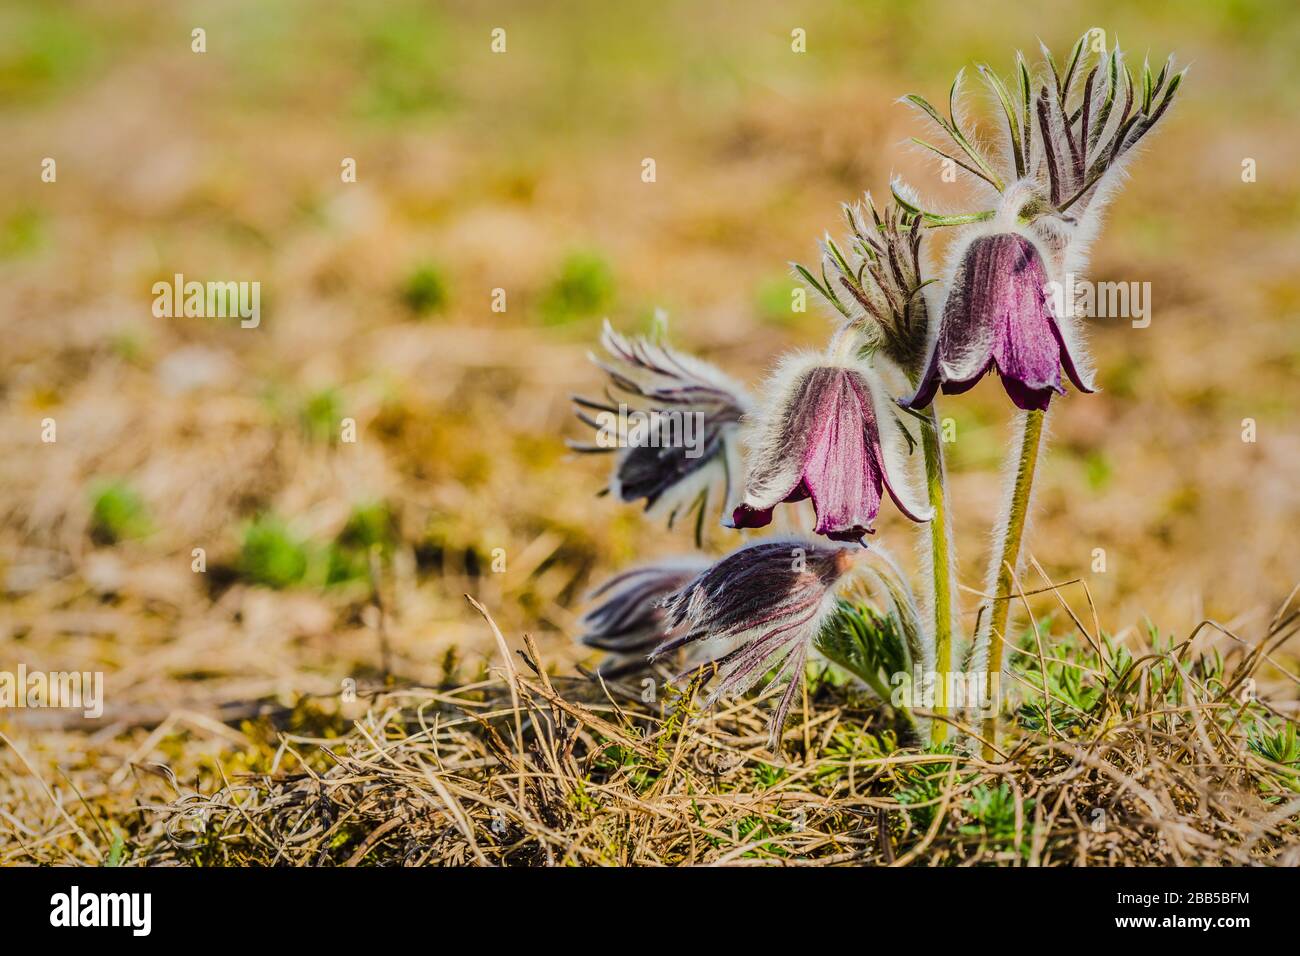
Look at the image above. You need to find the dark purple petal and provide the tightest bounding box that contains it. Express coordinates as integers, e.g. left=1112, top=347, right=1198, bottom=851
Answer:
left=578, top=561, right=707, bottom=671
left=650, top=538, right=858, bottom=746
left=653, top=539, right=853, bottom=658
left=905, top=233, right=1090, bottom=411
left=999, top=376, right=1054, bottom=412
left=738, top=363, right=924, bottom=542
left=727, top=502, right=775, bottom=530
left=1051, top=320, right=1097, bottom=396
left=800, top=371, right=885, bottom=541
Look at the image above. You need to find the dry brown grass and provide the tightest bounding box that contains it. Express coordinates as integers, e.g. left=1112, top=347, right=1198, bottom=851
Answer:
left=6, top=587, right=1291, bottom=867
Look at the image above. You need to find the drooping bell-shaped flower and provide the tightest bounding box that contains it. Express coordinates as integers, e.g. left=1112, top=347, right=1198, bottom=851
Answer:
left=651, top=537, right=860, bottom=747
left=904, top=228, right=1094, bottom=411
left=728, top=342, right=931, bottom=543
left=571, top=321, right=750, bottom=540
left=576, top=558, right=709, bottom=676
left=892, top=32, right=1183, bottom=411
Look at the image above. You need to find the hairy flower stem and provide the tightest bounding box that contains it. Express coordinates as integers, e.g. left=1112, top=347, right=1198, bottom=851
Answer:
left=980, top=408, right=1046, bottom=760
left=919, top=404, right=957, bottom=746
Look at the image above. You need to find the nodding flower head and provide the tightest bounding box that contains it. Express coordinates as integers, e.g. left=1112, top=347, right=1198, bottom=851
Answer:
left=651, top=537, right=861, bottom=748
left=905, top=228, right=1094, bottom=412
left=728, top=341, right=931, bottom=543
left=577, top=558, right=709, bottom=675
left=799, top=196, right=933, bottom=379
left=899, top=29, right=1184, bottom=274
left=571, top=320, right=750, bottom=540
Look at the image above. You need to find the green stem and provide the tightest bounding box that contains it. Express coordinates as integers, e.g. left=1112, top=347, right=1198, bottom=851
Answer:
left=981, top=408, right=1046, bottom=760
left=920, top=404, right=957, bottom=746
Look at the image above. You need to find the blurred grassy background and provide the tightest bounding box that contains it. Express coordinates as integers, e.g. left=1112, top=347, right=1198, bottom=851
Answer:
left=1, top=0, right=1298, bottom=743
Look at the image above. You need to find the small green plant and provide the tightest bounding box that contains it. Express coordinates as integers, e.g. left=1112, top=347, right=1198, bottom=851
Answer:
left=88, top=480, right=151, bottom=543
left=239, top=515, right=310, bottom=589
left=326, top=501, right=397, bottom=584
left=960, top=782, right=1033, bottom=857
left=1016, top=627, right=1102, bottom=733
left=401, top=263, right=449, bottom=315
left=1250, top=719, right=1300, bottom=793
left=540, top=251, right=614, bottom=324
left=299, top=388, right=343, bottom=443
left=103, top=830, right=126, bottom=867
left=894, top=761, right=950, bottom=834
left=815, top=601, right=909, bottom=710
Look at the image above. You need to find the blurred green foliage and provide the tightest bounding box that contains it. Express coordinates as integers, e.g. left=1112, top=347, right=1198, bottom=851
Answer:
left=540, top=252, right=615, bottom=325
left=755, top=274, right=805, bottom=327
left=0, top=6, right=98, bottom=104
left=299, top=388, right=343, bottom=444
left=239, top=505, right=398, bottom=590
left=326, top=501, right=397, bottom=584
left=0, top=209, right=44, bottom=259
left=239, top=515, right=310, bottom=589
left=401, top=263, right=449, bottom=316
left=89, top=480, right=151, bottom=544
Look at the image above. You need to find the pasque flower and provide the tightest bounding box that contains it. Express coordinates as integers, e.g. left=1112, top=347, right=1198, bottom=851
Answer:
left=895, top=31, right=1183, bottom=411
left=566, top=29, right=1183, bottom=760
left=904, top=222, right=1093, bottom=411
left=728, top=341, right=931, bottom=543
left=900, top=30, right=1184, bottom=244
left=576, top=558, right=708, bottom=675
left=651, top=538, right=861, bottom=747
left=893, top=29, right=1184, bottom=754
left=571, top=321, right=750, bottom=539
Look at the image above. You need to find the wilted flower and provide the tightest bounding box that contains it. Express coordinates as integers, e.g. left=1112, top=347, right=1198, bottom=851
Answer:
left=904, top=228, right=1093, bottom=411
left=571, top=321, right=750, bottom=540
left=576, top=558, right=709, bottom=675
left=728, top=345, right=931, bottom=542
left=651, top=538, right=861, bottom=747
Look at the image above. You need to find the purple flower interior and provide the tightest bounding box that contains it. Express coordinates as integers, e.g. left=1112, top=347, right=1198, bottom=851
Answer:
left=733, top=366, right=922, bottom=542
left=907, top=233, right=1094, bottom=411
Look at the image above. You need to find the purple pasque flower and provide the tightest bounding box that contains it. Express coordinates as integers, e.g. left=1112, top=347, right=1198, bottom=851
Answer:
left=896, top=32, right=1183, bottom=411
left=728, top=344, right=931, bottom=543
left=904, top=225, right=1094, bottom=412
left=651, top=537, right=861, bottom=748
left=576, top=558, right=709, bottom=676
left=571, top=321, right=750, bottom=540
